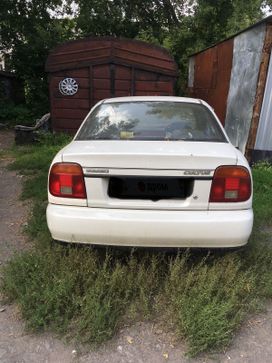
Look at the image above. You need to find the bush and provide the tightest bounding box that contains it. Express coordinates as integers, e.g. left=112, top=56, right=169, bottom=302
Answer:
left=0, top=101, right=35, bottom=127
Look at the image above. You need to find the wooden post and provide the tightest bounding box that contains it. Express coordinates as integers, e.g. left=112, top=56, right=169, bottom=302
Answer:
left=131, top=67, right=135, bottom=96
left=110, top=63, right=115, bottom=97
left=89, top=65, right=93, bottom=108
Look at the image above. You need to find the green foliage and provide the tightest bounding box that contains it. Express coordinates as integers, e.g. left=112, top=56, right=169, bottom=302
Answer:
left=9, top=133, right=71, bottom=174
left=2, top=248, right=79, bottom=331
left=0, top=101, right=35, bottom=126
left=1, top=246, right=165, bottom=340
left=252, top=162, right=272, bottom=226
left=9, top=145, right=57, bottom=173
left=0, top=81, right=34, bottom=126
left=192, top=0, right=263, bottom=45
left=0, top=0, right=76, bottom=113
left=165, top=254, right=256, bottom=355
left=21, top=173, right=48, bottom=201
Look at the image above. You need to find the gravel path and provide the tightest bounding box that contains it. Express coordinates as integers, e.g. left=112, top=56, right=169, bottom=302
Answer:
left=0, top=130, right=272, bottom=363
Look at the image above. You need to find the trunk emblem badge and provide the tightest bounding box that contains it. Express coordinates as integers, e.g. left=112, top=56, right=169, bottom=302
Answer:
left=184, top=169, right=212, bottom=176
left=86, top=168, right=109, bottom=174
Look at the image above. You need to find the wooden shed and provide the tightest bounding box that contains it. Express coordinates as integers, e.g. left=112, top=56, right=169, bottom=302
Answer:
left=45, top=37, right=178, bottom=133
left=188, top=16, right=272, bottom=162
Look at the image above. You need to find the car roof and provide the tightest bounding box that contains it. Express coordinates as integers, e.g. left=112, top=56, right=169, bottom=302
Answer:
left=102, top=96, right=202, bottom=104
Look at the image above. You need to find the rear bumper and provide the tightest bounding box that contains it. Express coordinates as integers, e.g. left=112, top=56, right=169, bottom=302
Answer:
left=46, top=204, right=253, bottom=248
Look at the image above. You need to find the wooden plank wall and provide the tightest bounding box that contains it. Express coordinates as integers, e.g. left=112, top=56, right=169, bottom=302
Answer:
left=46, top=37, right=178, bottom=133
left=50, top=68, right=90, bottom=132
left=135, top=69, right=174, bottom=96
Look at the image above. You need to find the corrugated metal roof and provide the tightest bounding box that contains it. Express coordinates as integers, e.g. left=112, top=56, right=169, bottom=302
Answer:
left=189, top=14, right=272, bottom=57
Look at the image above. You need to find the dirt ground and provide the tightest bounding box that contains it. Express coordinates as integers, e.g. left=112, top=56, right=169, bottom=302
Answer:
left=1, top=130, right=272, bottom=363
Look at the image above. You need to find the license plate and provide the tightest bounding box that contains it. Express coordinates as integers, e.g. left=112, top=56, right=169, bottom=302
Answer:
left=108, top=177, right=187, bottom=199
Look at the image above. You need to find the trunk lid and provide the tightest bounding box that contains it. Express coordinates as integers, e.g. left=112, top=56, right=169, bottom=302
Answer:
left=62, top=140, right=237, bottom=169
left=62, top=140, right=237, bottom=210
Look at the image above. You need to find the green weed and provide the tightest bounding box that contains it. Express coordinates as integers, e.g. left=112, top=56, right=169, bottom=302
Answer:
left=252, top=162, right=272, bottom=226
left=164, top=253, right=256, bottom=355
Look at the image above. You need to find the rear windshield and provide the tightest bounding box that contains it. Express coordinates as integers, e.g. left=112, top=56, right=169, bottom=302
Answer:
left=76, top=101, right=227, bottom=142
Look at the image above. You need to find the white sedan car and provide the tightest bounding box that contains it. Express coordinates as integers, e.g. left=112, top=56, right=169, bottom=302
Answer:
left=47, top=96, right=253, bottom=248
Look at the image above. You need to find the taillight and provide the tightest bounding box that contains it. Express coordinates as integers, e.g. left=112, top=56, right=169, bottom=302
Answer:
left=209, top=166, right=251, bottom=203
left=49, top=163, right=86, bottom=199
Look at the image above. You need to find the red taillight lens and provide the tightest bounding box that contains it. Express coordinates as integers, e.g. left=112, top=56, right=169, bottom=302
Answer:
left=49, top=163, right=86, bottom=199
left=209, top=166, right=251, bottom=203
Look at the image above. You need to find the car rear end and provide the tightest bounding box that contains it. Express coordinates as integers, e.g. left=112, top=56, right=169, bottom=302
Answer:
left=46, top=97, right=253, bottom=248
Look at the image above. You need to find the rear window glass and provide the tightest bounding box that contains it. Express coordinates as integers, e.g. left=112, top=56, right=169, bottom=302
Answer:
left=76, top=101, right=227, bottom=142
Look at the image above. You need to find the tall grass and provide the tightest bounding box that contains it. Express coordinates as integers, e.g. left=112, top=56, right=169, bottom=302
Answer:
left=2, top=135, right=272, bottom=356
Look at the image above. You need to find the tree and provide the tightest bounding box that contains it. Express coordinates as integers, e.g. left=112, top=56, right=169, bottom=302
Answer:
left=0, top=0, right=76, bottom=114
left=74, top=0, right=195, bottom=41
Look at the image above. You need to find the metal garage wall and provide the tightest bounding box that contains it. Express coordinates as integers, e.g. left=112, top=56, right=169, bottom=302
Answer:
left=225, top=24, right=265, bottom=153
left=188, top=40, right=233, bottom=125
left=188, top=57, right=195, bottom=88
left=255, top=49, right=272, bottom=151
